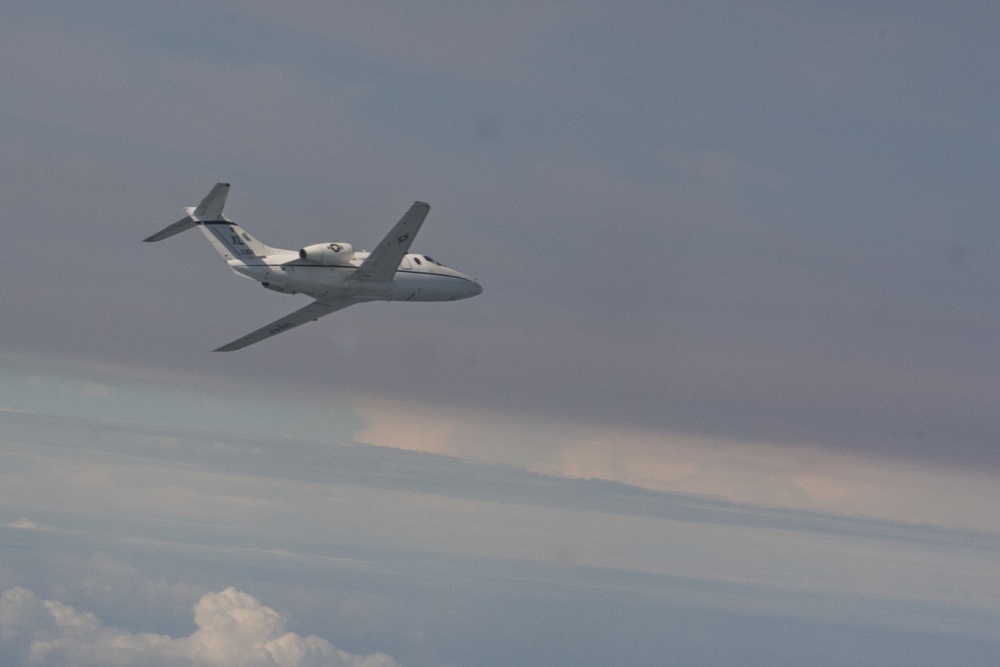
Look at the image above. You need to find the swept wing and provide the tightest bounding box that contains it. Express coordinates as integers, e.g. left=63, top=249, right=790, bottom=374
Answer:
left=349, top=201, right=430, bottom=282
left=215, top=299, right=355, bottom=351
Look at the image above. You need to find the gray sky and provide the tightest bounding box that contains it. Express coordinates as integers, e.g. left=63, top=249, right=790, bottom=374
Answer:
left=1, top=2, right=1000, bottom=665
left=3, top=2, right=1000, bottom=466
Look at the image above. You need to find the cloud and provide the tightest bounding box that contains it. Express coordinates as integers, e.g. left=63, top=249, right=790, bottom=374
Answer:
left=0, top=586, right=399, bottom=667
left=351, top=394, right=1000, bottom=532
left=353, top=397, right=460, bottom=456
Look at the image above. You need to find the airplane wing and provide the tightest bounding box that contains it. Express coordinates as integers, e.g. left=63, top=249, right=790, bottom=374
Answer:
left=349, top=201, right=430, bottom=282
left=214, top=298, right=355, bottom=351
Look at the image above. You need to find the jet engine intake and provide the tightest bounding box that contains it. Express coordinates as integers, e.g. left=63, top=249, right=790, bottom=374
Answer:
left=298, top=242, right=355, bottom=265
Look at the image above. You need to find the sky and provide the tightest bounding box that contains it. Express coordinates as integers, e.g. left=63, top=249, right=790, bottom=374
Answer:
left=1, top=2, right=1000, bottom=665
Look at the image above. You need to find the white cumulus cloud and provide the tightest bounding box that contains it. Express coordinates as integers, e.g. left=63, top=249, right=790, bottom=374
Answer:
left=0, top=586, right=400, bottom=667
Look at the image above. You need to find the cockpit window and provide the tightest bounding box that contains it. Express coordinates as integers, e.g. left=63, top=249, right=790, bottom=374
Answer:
left=413, top=257, right=422, bottom=265
left=423, top=256, right=438, bottom=265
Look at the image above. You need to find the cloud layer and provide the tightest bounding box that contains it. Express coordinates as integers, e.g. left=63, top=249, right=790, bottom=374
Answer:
left=0, top=586, right=399, bottom=667
left=1, top=411, right=999, bottom=665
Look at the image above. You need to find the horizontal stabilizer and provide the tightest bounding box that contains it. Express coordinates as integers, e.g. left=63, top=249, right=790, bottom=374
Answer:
left=143, top=214, right=197, bottom=242
left=144, top=181, right=229, bottom=242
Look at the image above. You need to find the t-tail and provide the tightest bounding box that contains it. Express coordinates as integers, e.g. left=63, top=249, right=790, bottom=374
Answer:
left=144, top=183, right=278, bottom=261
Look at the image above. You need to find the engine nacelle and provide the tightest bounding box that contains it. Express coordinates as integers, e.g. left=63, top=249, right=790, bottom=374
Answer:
left=298, top=242, right=355, bottom=265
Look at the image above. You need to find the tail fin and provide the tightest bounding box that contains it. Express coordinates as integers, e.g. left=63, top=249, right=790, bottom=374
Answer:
left=144, top=183, right=279, bottom=261
left=194, top=182, right=229, bottom=220
left=198, top=220, right=278, bottom=261
left=143, top=183, right=230, bottom=243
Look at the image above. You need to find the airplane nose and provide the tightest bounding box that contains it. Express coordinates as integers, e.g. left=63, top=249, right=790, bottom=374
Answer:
left=469, top=281, right=483, bottom=296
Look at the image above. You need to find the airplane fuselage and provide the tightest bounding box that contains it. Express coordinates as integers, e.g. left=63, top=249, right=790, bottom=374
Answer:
left=231, top=251, right=482, bottom=303
left=146, top=185, right=479, bottom=350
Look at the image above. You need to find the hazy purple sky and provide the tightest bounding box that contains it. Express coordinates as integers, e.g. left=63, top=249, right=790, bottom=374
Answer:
left=3, top=2, right=1000, bottom=467
left=1, top=3, right=999, bottom=665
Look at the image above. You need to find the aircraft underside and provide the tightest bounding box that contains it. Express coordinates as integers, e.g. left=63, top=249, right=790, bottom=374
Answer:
left=235, top=263, right=478, bottom=302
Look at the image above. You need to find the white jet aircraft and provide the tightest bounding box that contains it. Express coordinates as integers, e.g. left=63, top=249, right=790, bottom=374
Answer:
left=145, top=183, right=482, bottom=351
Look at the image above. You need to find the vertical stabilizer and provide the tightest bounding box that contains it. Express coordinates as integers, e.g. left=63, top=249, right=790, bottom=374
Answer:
left=198, top=221, right=277, bottom=261
left=194, top=182, right=230, bottom=220
left=143, top=183, right=281, bottom=260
